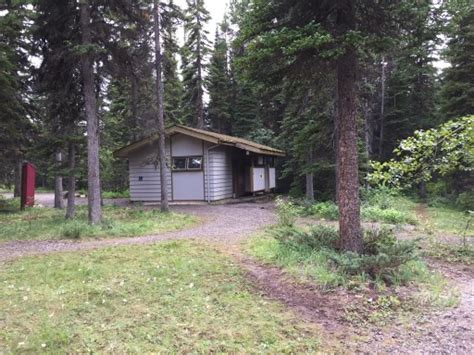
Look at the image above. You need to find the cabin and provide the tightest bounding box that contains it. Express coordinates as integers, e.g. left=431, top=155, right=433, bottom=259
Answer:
left=113, top=125, right=285, bottom=202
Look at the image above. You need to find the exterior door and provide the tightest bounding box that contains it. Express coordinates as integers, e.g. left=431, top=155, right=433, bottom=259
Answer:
left=172, top=171, right=204, bottom=200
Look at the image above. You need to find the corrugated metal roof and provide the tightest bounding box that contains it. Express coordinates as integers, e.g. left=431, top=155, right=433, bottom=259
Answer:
left=113, top=125, right=285, bottom=158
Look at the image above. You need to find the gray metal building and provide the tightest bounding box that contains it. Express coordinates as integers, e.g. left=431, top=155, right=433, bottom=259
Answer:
left=114, top=125, right=285, bottom=202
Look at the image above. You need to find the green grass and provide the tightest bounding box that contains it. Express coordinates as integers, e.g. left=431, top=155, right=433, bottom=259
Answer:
left=102, top=190, right=130, bottom=199
left=424, top=205, right=474, bottom=236
left=301, top=195, right=418, bottom=225
left=247, top=231, right=457, bottom=307
left=0, top=205, right=196, bottom=242
left=0, top=241, right=321, bottom=353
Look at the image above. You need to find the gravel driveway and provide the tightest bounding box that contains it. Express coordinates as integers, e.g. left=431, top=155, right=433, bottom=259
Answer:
left=0, top=201, right=276, bottom=262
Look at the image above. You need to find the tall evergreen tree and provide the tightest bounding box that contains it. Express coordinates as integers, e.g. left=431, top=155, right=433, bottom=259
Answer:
left=153, top=0, right=170, bottom=212
left=440, top=6, right=474, bottom=119
left=162, top=0, right=184, bottom=125
left=0, top=0, right=34, bottom=194
left=238, top=0, right=425, bottom=252
left=182, top=0, right=210, bottom=129
left=207, top=26, right=232, bottom=133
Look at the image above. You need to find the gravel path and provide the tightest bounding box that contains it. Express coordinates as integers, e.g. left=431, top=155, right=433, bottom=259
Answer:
left=1, top=197, right=472, bottom=353
left=0, top=202, right=276, bottom=262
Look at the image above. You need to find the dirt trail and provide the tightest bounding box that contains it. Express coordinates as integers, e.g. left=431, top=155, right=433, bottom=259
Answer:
left=226, top=246, right=474, bottom=354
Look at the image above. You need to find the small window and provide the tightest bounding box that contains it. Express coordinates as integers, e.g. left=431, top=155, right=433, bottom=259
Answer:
left=172, top=156, right=203, bottom=171
left=172, top=157, right=187, bottom=170
left=187, top=156, right=202, bottom=170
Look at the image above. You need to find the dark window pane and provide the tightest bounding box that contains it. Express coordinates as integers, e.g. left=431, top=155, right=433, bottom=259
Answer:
left=188, top=157, right=202, bottom=169
left=172, top=158, right=186, bottom=170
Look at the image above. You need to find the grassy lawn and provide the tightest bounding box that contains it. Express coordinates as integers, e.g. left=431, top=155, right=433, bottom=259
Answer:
left=424, top=205, right=473, bottom=236
left=247, top=230, right=459, bottom=312
left=0, top=241, right=321, bottom=353
left=0, top=204, right=196, bottom=242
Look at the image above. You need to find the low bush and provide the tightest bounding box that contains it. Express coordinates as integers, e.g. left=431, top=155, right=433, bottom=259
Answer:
left=274, top=225, right=339, bottom=250
left=308, top=201, right=339, bottom=220
left=102, top=190, right=130, bottom=199
left=456, top=191, right=474, bottom=211
left=361, top=186, right=398, bottom=210
left=275, top=197, right=301, bottom=226
left=0, top=196, right=20, bottom=213
left=61, top=221, right=86, bottom=239
left=271, top=224, right=418, bottom=285
left=362, top=206, right=416, bottom=225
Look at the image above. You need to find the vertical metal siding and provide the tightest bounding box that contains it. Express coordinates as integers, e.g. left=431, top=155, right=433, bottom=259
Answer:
left=208, top=147, right=233, bottom=201
left=128, top=139, right=172, bottom=201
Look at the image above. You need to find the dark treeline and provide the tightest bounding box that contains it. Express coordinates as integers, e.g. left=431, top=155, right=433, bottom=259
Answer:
left=0, top=1, right=472, bottom=249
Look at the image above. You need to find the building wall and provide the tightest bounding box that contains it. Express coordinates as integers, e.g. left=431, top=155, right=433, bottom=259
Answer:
left=128, top=139, right=172, bottom=202
left=127, top=134, right=274, bottom=202
left=171, top=134, right=205, bottom=201
left=207, top=146, right=233, bottom=201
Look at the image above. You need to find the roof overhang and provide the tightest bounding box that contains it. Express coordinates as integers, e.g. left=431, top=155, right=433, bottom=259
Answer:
left=113, top=125, right=285, bottom=158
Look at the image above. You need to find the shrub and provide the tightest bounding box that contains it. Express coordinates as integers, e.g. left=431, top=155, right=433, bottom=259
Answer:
left=0, top=196, right=20, bottom=213
left=456, top=191, right=474, bottom=211
left=361, top=187, right=398, bottom=210
left=102, top=190, right=130, bottom=199
left=275, top=197, right=301, bottom=227
left=308, top=201, right=339, bottom=220
left=61, top=222, right=85, bottom=239
left=272, top=224, right=418, bottom=285
left=327, top=227, right=418, bottom=283
left=274, top=225, right=339, bottom=250
left=362, top=206, right=416, bottom=225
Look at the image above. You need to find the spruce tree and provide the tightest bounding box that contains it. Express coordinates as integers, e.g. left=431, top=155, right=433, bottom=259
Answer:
left=182, top=0, right=210, bottom=129
left=207, top=27, right=232, bottom=133
left=441, top=7, right=474, bottom=118
left=162, top=0, right=184, bottom=125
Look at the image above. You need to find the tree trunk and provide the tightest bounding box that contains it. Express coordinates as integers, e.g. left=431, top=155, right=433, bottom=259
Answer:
left=196, top=13, right=204, bottom=129
left=79, top=1, right=101, bottom=224
left=378, top=55, right=386, bottom=160
left=54, top=150, right=64, bottom=208
left=65, top=141, right=76, bottom=219
left=13, top=154, right=22, bottom=197
left=305, top=149, right=314, bottom=201
left=335, top=1, right=363, bottom=253
left=154, top=0, right=170, bottom=212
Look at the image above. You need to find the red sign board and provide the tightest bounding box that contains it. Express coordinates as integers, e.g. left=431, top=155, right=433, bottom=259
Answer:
left=21, top=162, right=36, bottom=209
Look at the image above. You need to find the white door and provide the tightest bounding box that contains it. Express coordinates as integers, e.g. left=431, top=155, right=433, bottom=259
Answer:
left=172, top=171, right=204, bottom=200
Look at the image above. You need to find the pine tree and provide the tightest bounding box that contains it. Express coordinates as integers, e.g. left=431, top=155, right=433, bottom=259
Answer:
left=441, top=7, right=474, bottom=119
left=153, top=0, right=170, bottom=212
left=238, top=0, right=426, bottom=252
left=182, top=0, right=210, bottom=129
left=162, top=0, right=184, bottom=125
left=0, top=0, right=34, bottom=194
left=207, top=26, right=232, bottom=133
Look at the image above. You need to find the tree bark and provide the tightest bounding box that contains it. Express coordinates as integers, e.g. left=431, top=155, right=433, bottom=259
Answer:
left=378, top=55, right=386, bottom=160
left=54, top=150, right=64, bottom=208
left=13, top=154, right=22, bottom=198
left=79, top=0, right=101, bottom=224
left=335, top=1, right=363, bottom=253
left=65, top=141, right=76, bottom=219
left=196, top=9, right=204, bottom=129
left=305, top=149, right=314, bottom=201
left=154, top=0, right=170, bottom=212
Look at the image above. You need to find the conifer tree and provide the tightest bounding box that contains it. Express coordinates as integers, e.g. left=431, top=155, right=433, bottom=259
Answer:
left=441, top=7, right=474, bottom=118
left=182, top=0, right=210, bottom=129
left=162, top=0, right=184, bottom=125
left=207, top=26, right=232, bottom=133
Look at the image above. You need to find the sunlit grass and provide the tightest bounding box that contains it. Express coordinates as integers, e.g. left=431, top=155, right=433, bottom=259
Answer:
left=0, top=241, right=321, bottom=353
